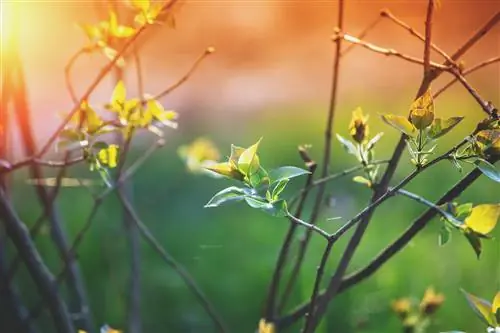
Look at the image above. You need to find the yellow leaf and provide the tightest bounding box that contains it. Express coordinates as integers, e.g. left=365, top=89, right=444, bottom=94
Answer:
left=353, top=176, right=371, bottom=188
left=178, top=138, right=220, bottom=173
left=130, top=0, right=150, bottom=12
left=462, top=289, right=495, bottom=326
left=349, top=107, right=369, bottom=143
left=410, top=89, right=435, bottom=130
left=428, top=117, right=464, bottom=139
left=476, top=129, right=500, bottom=155
left=110, top=80, right=126, bottom=110
left=381, top=114, right=417, bottom=137
left=493, top=291, right=500, bottom=316
left=98, top=144, right=119, bottom=168
left=102, top=47, right=125, bottom=67
left=464, top=203, right=500, bottom=235
left=238, top=138, right=262, bottom=176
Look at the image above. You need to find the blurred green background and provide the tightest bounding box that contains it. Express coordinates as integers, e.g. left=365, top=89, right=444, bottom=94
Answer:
left=1, top=0, right=500, bottom=332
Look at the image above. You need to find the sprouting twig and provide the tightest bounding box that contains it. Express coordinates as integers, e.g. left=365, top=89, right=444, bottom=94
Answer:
left=154, top=47, right=215, bottom=100
left=287, top=214, right=331, bottom=240
left=435, top=56, right=500, bottom=98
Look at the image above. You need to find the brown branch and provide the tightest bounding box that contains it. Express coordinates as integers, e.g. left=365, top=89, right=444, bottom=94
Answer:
left=154, top=46, right=215, bottom=100
left=65, top=49, right=86, bottom=104
left=340, top=15, right=383, bottom=57
left=435, top=56, right=500, bottom=98
left=380, top=9, right=454, bottom=65
left=332, top=32, right=450, bottom=71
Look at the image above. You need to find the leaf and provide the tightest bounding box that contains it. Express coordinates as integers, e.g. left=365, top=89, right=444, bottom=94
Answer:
left=130, top=0, right=150, bottom=12
left=428, top=117, right=464, bottom=139
left=353, top=176, right=372, bottom=187
left=366, top=132, right=384, bottom=151
left=476, top=159, right=500, bottom=183
left=97, top=144, right=119, bottom=168
left=464, top=231, right=483, bottom=259
left=493, top=292, right=500, bottom=325
left=244, top=197, right=288, bottom=217
left=464, top=204, right=500, bottom=235
left=229, top=145, right=246, bottom=169
left=248, top=166, right=270, bottom=189
left=409, top=89, right=435, bottom=129
left=271, top=179, right=289, bottom=200
left=102, top=47, right=125, bottom=68
left=110, top=80, right=126, bottom=110
left=336, top=134, right=358, bottom=156
left=204, top=162, right=244, bottom=181
left=204, top=187, right=247, bottom=208
left=438, top=225, right=451, bottom=246
left=238, top=138, right=262, bottom=176
left=381, top=114, right=417, bottom=137
left=269, top=166, right=310, bottom=183
left=461, top=289, right=495, bottom=326
left=455, top=203, right=473, bottom=218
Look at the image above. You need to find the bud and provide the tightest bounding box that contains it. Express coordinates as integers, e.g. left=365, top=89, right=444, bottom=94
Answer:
left=391, top=298, right=412, bottom=320
left=349, top=107, right=370, bottom=143
left=410, top=89, right=435, bottom=130
left=419, top=287, right=445, bottom=316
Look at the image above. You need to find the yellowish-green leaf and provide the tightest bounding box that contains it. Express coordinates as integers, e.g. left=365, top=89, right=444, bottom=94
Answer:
left=381, top=114, right=417, bottom=137
left=229, top=145, right=246, bottom=169
left=258, top=318, right=275, bottom=333
left=428, top=117, right=464, bottom=139
left=110, top=80, right=126, bottom=111
left=493, top=292, right=500, bottom=319
left=205, top=162, right=244, bottom=181
left=464, top=203, right=500, bottom=235
left=352, top=176, right=372, bottom=188
left=461, top=289, right=495, bottom=326
left=102, top=47, right=125, bottom=67
left=238, top=138, right=262, bottom=176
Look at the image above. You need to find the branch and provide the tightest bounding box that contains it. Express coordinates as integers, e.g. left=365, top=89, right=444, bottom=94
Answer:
left=0, top=188, right=74, bottom=333
left=435, top=56, right=500, bottom=98
left=266, top=147, right=317, bottom=318
left=154, top=47, right=215, bottom=100
left=117, top=191, right=228, bottom=333
left=287, top=214, right=331, bottom=240
left=332, top=32, right=450, bottom=71
left=280, top=0, right=345, bottom=320
left=380, top=9, right=454, bottom=65
left=422, top=0, right=435, bottom=75
left=340, top=15, right=383, bottom=57
left=65, top=49, right=86, bottom=104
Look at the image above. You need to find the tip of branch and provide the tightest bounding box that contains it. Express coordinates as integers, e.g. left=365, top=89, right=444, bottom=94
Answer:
left=380, top=8, right=390, bottom=17
left=0, top=160, right=12, bottom=171
left=206, top=46, right=216, bottom=54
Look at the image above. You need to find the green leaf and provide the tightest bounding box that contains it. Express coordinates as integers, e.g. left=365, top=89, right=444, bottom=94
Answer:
left=438, top=225, right=451, bottom=246
left=428, top=117, right=464, bottom=139
left=238, top=138, right=262, bottom=176
left=205, top=187, right=247, bottom=208
left=244, top=197, right=288, bottom=217
left=464, top=203, right=500, bottom=235
left=248, top=166, right=270, bottom=189
left=456, top=203, right=473, bottom=218
left=336, top=134, right=358, bottom=156
left=271, top=178, right=289, bottom=200
left=366, top=132, right=384, bottom=151
left=461, top=289, right=495, bottom=326
left=464, top=230, right=483, bottom=259
left=381, top=114, right=417, bottom=137
left=476, top=159, right=500, bottom=183
left=269, top=166, right=310, bottom=183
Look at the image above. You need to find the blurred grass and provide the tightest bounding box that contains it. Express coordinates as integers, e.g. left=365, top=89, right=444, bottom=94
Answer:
left=4, top=92, right=500, bottom=333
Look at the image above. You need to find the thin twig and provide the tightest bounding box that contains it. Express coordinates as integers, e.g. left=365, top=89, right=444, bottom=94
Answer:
left=435, top=56, right=500, bottom=98
left=154, top=47, right=215, bottom=100
left=117, top=191, right=228, bottom=333
left=65, top=49, right=86, bottom=104
left=341, top=15, right=383, bottom=57
left=287, top=214, right=331, bottom=240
